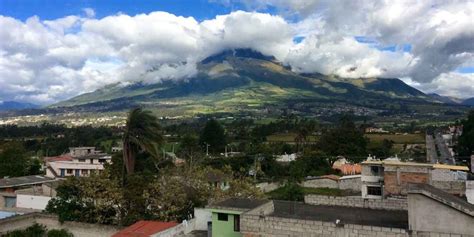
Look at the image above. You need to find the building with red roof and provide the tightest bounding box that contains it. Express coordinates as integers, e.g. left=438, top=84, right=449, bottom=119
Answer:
left=112, top=220, right=178, bottom=237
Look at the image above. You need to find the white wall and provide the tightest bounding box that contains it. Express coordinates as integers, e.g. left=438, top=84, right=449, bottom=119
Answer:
left=16, top=195, right=51, bottom=210
left=193, top=208, right=211, bottom=230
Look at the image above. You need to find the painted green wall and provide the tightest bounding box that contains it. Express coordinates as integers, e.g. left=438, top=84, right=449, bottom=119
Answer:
left=211, top=210, right=242, bottom=237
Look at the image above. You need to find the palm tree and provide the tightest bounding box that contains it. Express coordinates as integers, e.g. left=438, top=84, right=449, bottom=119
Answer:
left=123, top=108, right=162, bottom=174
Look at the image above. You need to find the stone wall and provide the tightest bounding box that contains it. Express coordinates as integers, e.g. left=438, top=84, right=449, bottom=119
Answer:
left=0, top=213, right=121, bottom=237
left=304, top=195, right=408, bottom=210
left=241, top=214, right=408, bottom=237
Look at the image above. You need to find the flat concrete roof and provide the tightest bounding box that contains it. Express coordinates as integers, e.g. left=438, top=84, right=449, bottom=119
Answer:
left=271, top=200, right=408, bottom=229
left=0, top=175, right=56, bottom=188
left=208, top=198, right=269, bottom=211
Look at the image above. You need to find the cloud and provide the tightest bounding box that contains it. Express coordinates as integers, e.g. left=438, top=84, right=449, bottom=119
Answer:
left=82, top=8, right=95, bottom=18
left=0, top=1, right=473, bottom=104
left=405, top=72, right=474, bottom=99
left=0, top=11, right=293, bottom=104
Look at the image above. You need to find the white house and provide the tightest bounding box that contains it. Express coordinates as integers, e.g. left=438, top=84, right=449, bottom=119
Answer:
left=44, top=147, right=112, bottom=178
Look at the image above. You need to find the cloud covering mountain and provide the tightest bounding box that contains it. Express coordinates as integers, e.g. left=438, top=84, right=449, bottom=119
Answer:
left=0, top=0, right=473, bottom=104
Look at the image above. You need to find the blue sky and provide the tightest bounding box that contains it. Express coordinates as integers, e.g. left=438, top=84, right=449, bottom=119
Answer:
left=0, top=0, right=246, bottom=21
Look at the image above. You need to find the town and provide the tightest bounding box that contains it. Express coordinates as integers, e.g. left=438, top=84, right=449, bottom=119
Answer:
left=1, top=0, right=474, bottom=236
left=0, top=108, right=472, bottom=236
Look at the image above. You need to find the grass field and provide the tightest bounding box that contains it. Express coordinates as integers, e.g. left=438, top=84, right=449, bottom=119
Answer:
left=365, top=133, right=425, bottom=144
left=266, top=133, right=319, bottom=143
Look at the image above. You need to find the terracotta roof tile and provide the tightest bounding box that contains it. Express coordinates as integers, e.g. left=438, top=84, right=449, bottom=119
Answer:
left=112, top=220, right=178, bottom=237
left=43, top=154, right=73, bottom=163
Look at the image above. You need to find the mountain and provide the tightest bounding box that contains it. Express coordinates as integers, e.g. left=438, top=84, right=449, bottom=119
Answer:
left=427, top=93, right=463, bottom=104
left=52, top=48, right=437, bottom=116
left=0, top=101, right=39, bottom=111
left=462, top=97, right=474, bottom=106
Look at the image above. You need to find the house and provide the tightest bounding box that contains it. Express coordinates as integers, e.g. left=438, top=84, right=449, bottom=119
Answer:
left=0, top=175, right=57, bottom=210
left=331, top=157, right=362, bottom=175
left=365, top=127, right=389, bottom=133
left=207, top=184, right=473, bottom=236
left=206, top=198, right=268, bottom=237
left=275, top=153, right=297, bottom=162
left=207, top=170, right=231, bottom=191
left=361, top=156, right=469, bottom=198
left=112, top=220, right=178, bottom=237
left=44, top=147, right=112, bottom=178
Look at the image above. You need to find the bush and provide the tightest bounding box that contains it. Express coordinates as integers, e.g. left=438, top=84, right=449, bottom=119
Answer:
left=4, top=223, right=47, bottom=237
left=3, top=224, right=74, bottom=237
left=267, top=182, right=304, bottom=201
left=47, top=229, right=74, bottom=237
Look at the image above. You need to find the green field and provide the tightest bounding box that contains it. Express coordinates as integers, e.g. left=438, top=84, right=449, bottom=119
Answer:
left=365, top=133, right=425, bottom=144
left=266, top=133, right=319, bottom=143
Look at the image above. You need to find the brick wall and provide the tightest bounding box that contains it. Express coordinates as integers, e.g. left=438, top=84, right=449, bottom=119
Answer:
left=304, top=195, right=407, bottom=210
left=384, top=171, right=429, bottom=196
left=241, top=214, right=408, bottom=237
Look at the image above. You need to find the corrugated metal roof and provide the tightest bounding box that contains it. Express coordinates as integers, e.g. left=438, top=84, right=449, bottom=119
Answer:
left=0, top=175, right=56, bottom=188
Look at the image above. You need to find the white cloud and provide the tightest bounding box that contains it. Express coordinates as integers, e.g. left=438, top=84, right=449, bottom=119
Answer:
left=82, top=8, right=95, bottom=18
left=0, top=1, right=473, bottom=104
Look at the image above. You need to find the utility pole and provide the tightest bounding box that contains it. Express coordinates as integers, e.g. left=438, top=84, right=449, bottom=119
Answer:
left=206, top=143, right=210, bottom=156
left=225, top=145, right=228, bottom=157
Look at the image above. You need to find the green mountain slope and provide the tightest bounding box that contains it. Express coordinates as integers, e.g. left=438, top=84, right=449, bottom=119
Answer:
left=51, top=49, right=435, bottom=116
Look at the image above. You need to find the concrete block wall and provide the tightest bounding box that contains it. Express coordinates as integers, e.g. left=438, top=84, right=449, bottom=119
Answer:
left=301, top=179, right=339, bottom=189
left=304, top=195, right=408, bottom=210
left=431, top=180, right=465, bottom=195
left=338, top=176, right=362, bottom=191
left=241, top=213, right=408, bottom=237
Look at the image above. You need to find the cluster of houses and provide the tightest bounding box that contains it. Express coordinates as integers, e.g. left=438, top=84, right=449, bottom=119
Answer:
left=0, top=145, right=473, bottom=236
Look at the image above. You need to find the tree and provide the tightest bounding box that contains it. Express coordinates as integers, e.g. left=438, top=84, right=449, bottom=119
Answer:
left=318, top=115, right=368, bottom=163
left=369, top=139, right=394, bottom=159
left=123, top=108, right=163, bottom=174
left=45, top=171, right=123, bottom=225
left=200, top=119, right=226, bottom=154
left=178, top=134, right=202, bottom=166
left=0, top=142, right=28, bottom=177
left=268, top=182, right=304, bottom=201
left=457, top=110, right=474, bottom=167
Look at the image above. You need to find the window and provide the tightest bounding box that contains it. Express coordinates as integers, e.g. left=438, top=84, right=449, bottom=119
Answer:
left=78, top=159, right=85, bottom=162
left=81, top=169, right=88, bottom=175
left=370, top=166, right=383, bottom=175
left=217, top=213, right=228, bottom=221
left=90, top=159, right=93, bottom=164
left=60, top=169, right=65, bottom=177
left=234, top=215, right=240, bottom=232
left=367, top=186, right=382, bottom=196
left=99, top=159, right=106, bottom=163
left=67, top=169, right=73, bottom=174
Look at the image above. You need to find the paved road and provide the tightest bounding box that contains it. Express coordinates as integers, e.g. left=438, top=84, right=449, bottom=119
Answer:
left=425, top=134, right=438, bottom=163
left=434, top=132, right=454, bottom=165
